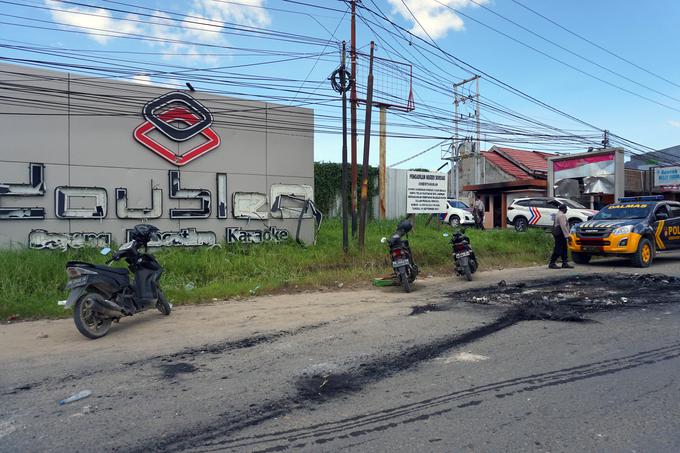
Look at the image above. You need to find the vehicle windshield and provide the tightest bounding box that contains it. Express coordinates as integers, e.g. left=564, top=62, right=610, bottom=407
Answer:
left=592, top=203, right=653, bottom=220
left=560, top=199, right=587, bottom=209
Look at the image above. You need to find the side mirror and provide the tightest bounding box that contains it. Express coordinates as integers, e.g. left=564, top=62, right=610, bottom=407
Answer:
left=656, top=212, right=669, bottom=221
left=100, top=247, right=112, bottom=256
left=380, top=237, right=387, bottom=243
left=442, top=233, right=449, bottom=237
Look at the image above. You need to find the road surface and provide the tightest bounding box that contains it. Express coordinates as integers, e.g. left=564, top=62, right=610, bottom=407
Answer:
left=2, top=253, right=680, bottom=452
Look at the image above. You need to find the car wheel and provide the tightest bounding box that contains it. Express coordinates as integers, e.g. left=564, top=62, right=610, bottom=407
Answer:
left=631, top=238, right=654, bottom=268
left=572, top=252, right=591, bottom=264
left=514, top=216, right=528, bottom=232
left=448, top=215, right=460, bottom=227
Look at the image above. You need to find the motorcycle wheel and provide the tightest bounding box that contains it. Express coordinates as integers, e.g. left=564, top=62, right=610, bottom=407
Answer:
left=156, top=290, right=172, bottom=316
left=463, top=264, right=472, bottom=281
left=399, top=268, right=412, bottom=293
left=73, top=293, right=113, bottom=339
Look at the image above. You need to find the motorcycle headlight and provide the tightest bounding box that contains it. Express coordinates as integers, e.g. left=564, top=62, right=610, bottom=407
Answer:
left=612, top=225, right=633, bottom=236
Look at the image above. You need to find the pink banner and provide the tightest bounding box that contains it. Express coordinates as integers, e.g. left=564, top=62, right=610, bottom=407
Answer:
left=552, top=153, right=614, bottom=172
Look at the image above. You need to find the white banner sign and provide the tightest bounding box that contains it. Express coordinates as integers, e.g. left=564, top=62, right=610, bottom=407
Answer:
left=407, top=171, right=447, bottom=214
left=654, top=166, right=680, bottom=187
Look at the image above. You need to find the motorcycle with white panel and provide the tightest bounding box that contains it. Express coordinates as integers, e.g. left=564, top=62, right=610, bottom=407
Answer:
left=507, top=197, right=597, bottom=232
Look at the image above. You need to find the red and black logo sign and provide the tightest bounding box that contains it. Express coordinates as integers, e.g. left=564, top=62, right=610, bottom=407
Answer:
left=133, top=91, right=220, bottom=166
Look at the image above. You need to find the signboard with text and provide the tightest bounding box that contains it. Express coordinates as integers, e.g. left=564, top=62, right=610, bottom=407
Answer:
left=654, top=166, right=680, bottom=187
left=406, top=171, right=447, bottom=214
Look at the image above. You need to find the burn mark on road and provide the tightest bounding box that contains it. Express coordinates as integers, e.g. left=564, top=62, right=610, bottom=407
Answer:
left=160, top=362, right=198, bottom=380
left=135, top=273, right=680, bottom=452
left=409, top=303, right=439, bottom=315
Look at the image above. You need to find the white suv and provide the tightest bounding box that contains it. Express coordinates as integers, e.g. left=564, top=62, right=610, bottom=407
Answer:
left=507, top=197, right=598, bottom=232
left=440, top=199, right=475, bottom=227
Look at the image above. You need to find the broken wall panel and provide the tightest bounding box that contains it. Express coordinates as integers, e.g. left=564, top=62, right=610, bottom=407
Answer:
left=168, top=170, right=211, bottom=219
left=54, top=186, right=108, bottom=219
left=0, top=163, right=46, bottom=220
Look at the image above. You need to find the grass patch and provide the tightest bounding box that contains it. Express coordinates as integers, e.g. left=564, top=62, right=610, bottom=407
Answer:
left=0, top=217, right=553, bottom=320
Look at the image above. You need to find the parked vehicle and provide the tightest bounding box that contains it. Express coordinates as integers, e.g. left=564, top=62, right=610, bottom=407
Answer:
left=445, top=229, right=478, bottom=281
left=381, top=220, right=419, bottom=292
left=60, top=224, right=171, bottom=339
left=440, top=199, right=475, bottom=227
left=569, top=195, right=680, bottom=267
left=507, top=197, right=597, bottom=232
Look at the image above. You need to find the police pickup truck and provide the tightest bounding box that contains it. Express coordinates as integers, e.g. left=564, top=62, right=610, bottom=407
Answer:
left=568, top=195, right=680, bottom=267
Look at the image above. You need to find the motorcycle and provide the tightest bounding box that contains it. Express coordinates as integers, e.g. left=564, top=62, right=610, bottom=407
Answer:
left=381, top=220, right=419, bottom=292
left=445, top=229, right=478, bottom=281
left=59, top=224, right=172, bottom=339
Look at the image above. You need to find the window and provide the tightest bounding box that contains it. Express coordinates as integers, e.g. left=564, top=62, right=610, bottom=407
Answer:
left=546, top=200, right=561, bottom=209
left=669, top=203, right=680, bottom=219
left=455, top=201, right=469, bottom=209
left=528, top=199, right=548, bottom=208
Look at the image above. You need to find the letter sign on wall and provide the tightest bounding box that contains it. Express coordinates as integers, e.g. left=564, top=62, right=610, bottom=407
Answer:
left=116, top=186, right=163, bottom=219
left=55, top=186, right=108, bottom=219
left=168, top=170, right=211, bottom=219
left=0, top=163, right=46, bottom=220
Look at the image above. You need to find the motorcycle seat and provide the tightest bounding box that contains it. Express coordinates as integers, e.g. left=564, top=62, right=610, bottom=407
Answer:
left=92, top=265, right=128, bottom=275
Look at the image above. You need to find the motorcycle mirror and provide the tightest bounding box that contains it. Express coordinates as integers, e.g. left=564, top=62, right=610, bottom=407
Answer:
left=100, top=247, right=112, bottom=256
left=380, top=237, right=387, bottom=243
left=442, top=233, right=449, bottom=237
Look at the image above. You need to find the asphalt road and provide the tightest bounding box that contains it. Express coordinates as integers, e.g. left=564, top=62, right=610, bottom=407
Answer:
left=3, top=253, right=680, bottom=452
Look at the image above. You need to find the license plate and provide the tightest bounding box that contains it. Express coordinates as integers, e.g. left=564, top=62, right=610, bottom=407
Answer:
left=582, top=246, right=600, bottom=252
left=392, top=259, right=409, bottom=267
left=455, top=251, right=471, bottom=258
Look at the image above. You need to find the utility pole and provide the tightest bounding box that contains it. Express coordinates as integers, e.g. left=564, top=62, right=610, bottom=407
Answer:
left=450, top=75, right=480, bottom=193
left=340, top=42, right=349, bottom=253
left=602, top=129, right=610, bottom=148
left=358, top=41, right=375, bottom=252
left=350, top=0, right=358, bottom=237
left=379, top=105, right=387, bottom=220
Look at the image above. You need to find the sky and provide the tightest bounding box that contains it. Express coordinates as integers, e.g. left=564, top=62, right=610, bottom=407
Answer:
left=1, top=0, right=679, bottom=171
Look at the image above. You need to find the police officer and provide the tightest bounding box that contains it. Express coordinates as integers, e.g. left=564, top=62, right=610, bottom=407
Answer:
left=549, top=203, right=574, bottom=269
left=473, top=194, right=485, bottom=230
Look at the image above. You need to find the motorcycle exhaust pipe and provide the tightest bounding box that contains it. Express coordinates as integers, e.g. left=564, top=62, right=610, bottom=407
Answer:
left=90, top=298, right=125, bottom=318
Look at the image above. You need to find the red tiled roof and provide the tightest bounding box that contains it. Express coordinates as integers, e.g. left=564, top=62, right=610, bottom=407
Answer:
left=483, top=147, right=556, bottom=179
left=482, top=150, right=528, bottom=178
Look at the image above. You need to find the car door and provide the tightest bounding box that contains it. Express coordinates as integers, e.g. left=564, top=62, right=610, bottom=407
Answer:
left=543, top=199, right=562, bottom=227
left=527, top=199, right=550, bottom=227
left=659, top=203, right=680, bottom=250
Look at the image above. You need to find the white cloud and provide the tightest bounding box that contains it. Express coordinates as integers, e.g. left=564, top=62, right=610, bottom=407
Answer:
left=45, top=0, right=271, bottom=63
left=46, top=0, right=140, bottom=44
left=669, top=120, right=680, bottom=128
left=387, top=0, right=488, bottom=40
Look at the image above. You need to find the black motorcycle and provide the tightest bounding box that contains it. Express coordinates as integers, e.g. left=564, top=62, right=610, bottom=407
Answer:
left=447, top=229, right=478, bottom=281
left=60, top=224, right=171, bottom=339
left=382, top=220, right=419, bottom=292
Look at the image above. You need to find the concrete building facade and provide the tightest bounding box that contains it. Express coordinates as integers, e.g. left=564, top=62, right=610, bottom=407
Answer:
left=0, top=63, right=316, bottom=249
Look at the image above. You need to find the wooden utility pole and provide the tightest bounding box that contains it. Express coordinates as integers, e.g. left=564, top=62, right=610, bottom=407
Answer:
left=358, top=42, right=375, bottom=251
left=379, top=105, right=387, bottom=220
left=340, top=42, right=349, bottom=253
left=350, top=0, right=358, bottom=237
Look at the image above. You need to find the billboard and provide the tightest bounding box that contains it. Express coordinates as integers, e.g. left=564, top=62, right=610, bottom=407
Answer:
left=0, top=63, right=316, bottom=249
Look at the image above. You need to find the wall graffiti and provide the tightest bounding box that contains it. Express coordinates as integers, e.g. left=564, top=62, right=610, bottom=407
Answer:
left=0, top=163, right=46, bottom=220
left=28, top=229, right=111, bottom=251
left=226, top=226, right=289, bottom=244
left=55, top=186, right=108, bottom=219
left=116, top=186, right=163, bottom=219
left=168, top=170, right=211, bottom=219
left=126, top=227, right=217, bottom=247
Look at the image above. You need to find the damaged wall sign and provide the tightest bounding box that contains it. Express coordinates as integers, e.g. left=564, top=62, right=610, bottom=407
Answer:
left=0, top=62, right=317, bottom=247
